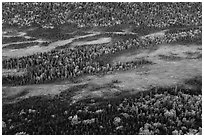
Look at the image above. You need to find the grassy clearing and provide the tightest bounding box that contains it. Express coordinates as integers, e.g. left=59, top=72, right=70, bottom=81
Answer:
left=3, top=42, right=39, bottom=49
left=72, top=34, right=106, bottom=42
left=2, top=36, right=36, bottom=44
left=94, top=44, right=146, bottom=65
left=71, top=37, right=112, bottom=47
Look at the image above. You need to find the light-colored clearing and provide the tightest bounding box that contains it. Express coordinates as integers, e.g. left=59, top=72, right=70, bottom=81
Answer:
left=2, top=82, right=88, bottom=104
left=140, top=30, right=167, bottom=39
left=2, top=32, right=100, bottom=58
left=113, top=45, right=201, bottom=63
left=3, top=39, right=46, bottom=48
left=71, top=37, right=111, bottom=47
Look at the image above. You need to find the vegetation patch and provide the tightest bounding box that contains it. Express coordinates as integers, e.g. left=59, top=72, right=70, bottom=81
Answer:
left=3, top=42, right=39, bottom=49
left=2, top=36, right=36, bottom=44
